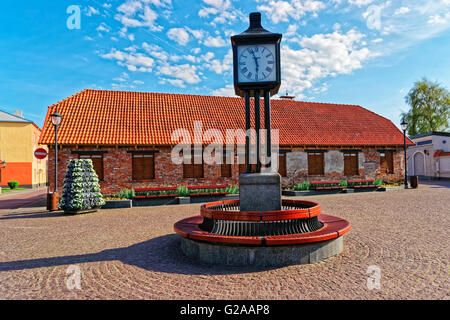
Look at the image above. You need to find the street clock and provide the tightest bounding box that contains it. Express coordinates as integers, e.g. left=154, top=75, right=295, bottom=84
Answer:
left=231, top=12, right=282, bottom=97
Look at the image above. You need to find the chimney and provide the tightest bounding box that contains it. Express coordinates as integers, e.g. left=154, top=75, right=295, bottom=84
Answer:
left=13, top=110, right=23, bottom=118
left=279, top=92, right=295, bottom=100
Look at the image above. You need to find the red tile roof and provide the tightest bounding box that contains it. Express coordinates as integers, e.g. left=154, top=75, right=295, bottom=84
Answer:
left=39, top=89, right=414, bottom=147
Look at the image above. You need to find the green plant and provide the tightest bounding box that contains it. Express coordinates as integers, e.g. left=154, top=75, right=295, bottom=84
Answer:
left=176, top=186, right=190, bottom=197
left=7, top=181, right=19, bottom=189
left=115, top=188, right=135, bottom=199
left=226, top=184, right=239, bottom=194
left=339, top=180, right=348, bottom=187
left=294, top=181, right=311, bottom=191
left=374, top=179, right=383, bottom=186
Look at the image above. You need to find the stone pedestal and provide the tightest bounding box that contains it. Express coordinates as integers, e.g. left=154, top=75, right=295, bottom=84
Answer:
left=239, top=172, right=281, bottom=212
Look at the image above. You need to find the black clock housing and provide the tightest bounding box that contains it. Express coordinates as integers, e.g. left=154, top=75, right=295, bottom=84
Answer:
left=231, top=12, right=282, bottom=97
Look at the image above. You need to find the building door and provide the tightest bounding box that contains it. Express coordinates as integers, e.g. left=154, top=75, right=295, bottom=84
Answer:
left=413, top=152, right=425, bottom=176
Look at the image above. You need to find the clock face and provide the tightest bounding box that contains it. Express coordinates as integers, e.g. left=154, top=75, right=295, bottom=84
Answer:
left=237, top=44, right=277, bottom=83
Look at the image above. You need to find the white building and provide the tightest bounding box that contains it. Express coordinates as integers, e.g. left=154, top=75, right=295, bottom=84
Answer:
left=407, top=132, right=450, bottom=179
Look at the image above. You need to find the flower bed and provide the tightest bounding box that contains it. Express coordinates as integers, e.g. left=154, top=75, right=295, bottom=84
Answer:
left=132, top=184, right=239, bottom=199
left=310, top=180, right=346, bottom=191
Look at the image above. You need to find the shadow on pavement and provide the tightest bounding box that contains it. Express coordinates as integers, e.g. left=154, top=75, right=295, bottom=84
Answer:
left=0, top=194, right=46, bottom=211
left=0, top=210, right=65, bottom=220
left=0, top=234, right=281, bottom=276
left=418, top=180, right=450, bottom=189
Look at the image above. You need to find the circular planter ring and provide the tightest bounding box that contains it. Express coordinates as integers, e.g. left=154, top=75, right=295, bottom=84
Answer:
left=200, top=199, right=321, bottom=222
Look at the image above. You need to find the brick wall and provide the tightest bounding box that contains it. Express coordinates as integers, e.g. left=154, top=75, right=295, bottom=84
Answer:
left=283, top=147, right=405, bottom=187
left=48, top=145, right=406, bottom=193
left=48, top=146, right=240, bottom=194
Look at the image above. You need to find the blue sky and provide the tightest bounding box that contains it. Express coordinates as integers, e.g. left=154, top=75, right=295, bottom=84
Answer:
left=0, top=0, right=449, bottom=129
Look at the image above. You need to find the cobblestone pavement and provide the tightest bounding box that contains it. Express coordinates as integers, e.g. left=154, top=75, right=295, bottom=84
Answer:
left=0, top=182, right=448, bottom=300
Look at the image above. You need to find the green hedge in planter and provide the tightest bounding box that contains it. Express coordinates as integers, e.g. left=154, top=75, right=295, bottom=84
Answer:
left=59, top=159, right=105, bottom=212
left=293, top=181, right=311, bottom=191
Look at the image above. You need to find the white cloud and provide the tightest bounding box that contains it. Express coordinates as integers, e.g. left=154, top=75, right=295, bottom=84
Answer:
left=198, top=0, right=245, bottom=25
left=167, top=28, right=190, bottom=46
left=118, top=1, right=142, bottom=16
left=142, top=42, right=170, bottom=61
left=96, top=22, right=111, bottom=33
left=257, top=0, right=325, bottom=24
left=280, top=29, right=372, bottom=98
left=101, top=49, right=154, bottom=72
left=186, top=28, right=206, bottom=40
left=394, top=7, right=410, bottom=15
left=285, top=24, right=298, bottom=37
left=144, top=0, right=172, bottom=7
left=84, top=6, right=100, bottom=16
left=348, top=0, right=374, bottom=7
left=113, top=72, right=130, bottom=82
left=115, top=2, right=163, bottom=31
left=157, top=63, right=201, bottom=85
left=428, top=12, right=450, bottom=25
left=203, top=35, right=227, bottom=47
left=212, top=84, right=236, bottom=97
left=204, top=50, right=232, bottom=74
left=159, top=78, right=186, bottom=88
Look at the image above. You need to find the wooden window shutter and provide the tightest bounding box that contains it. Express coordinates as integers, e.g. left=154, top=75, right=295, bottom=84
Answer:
left=183, top=150, right=203, bottom=178
left=92, top=156, right=104, bottom=181
left=221, top=154, right=232, bottom=178
left=380, top=152, right=394, bottom=174
left=386, top=152, right=394, bottom=174
left=344, top=153, right=358, bottom=176
left=183, top=163, right=193, bottom=179
left=132, top=155, right=144, bottom=181
left=278, top=153, right=287, bottom=177
left=193, top=164, right=203, bottom=178
left=193, top=149, right=204, bottom=178
left=308, top=153, right=324, bottom=175
left=142, top=155, right=155, bottom=180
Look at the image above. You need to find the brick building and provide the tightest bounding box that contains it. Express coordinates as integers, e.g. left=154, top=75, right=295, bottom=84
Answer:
left=39, top=89, right=413, bottom=193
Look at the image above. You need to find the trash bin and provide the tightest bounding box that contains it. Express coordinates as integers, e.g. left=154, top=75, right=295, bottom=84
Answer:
left=410, top=176, right=419, bottom=188
left=47, top=192, right=60, bottom=211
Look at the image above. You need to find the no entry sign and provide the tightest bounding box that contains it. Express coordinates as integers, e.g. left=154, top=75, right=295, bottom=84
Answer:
left=34, top=148, right=48, bottom=160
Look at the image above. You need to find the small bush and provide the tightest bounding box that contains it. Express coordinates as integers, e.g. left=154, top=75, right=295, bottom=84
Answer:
left=294, top=181, right=311, bottom=191
left=176, top=186, right=190, bottom=197
left=115, top=188, right=135, bottom=199
left=374, top=179, right=383, bottom=186
left=339, top=180, right=348, bottom=187
left=7, top=181, right=19, bottom=189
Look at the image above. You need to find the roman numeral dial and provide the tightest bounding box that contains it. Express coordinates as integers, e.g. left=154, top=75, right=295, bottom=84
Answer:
left=238, top=44, right=276, bottom=82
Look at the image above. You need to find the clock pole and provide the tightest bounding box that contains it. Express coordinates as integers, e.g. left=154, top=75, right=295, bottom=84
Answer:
left=231, top=11, right=282, bottom=174
left=264, top=90, right=271, bottom=169
left=254, top=90, right=261, bottom=173
left=244, top=90, right=251, bottom=173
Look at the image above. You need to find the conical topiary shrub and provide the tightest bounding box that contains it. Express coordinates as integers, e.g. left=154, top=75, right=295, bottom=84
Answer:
left=59, top=159, right=105, bottom=213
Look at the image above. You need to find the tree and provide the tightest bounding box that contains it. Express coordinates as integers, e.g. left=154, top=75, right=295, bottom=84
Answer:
left=401, top=78, right=449, bottom=136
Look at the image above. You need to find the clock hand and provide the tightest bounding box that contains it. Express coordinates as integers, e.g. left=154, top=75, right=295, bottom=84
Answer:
left=250, top=50, right=259, bottom=67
